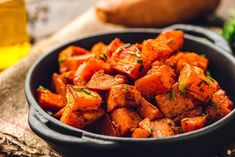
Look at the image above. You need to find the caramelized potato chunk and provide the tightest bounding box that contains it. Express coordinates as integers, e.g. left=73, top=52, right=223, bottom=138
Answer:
left=206, top=89, right=233, bottom=120
left=155, top=30, right=184, bottom=52
left=178, top=64, right=218, bottom=102
left=87, top=70, right=126, bottom=90
left=66, top=85, right=102, bottom=111
left=151, top=118, right=175, bottom=138
left=137, top=98, right=163, bottom=120
left=181, top=116, right=207, bottom=132
left=166, top=52, right=208, bottom=72
left=107, top=84, right=142, bottom=112
left=135, top=65, right=175, bottom=99
left=37, top=87, right=66, bottom=111
left=155, top=83, right=196, bottom=118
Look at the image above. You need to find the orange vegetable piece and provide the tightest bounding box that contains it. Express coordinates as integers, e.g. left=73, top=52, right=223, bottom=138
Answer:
left=155, top=30, right=184, bottom=52
left=52, top=73, right=66, bottom=95
left=97, top=114, right=119, bottom=137
left=166, top=52, right=208, bottom=72
left=205, top=89, right=233, bottom=120
left=74, top=57, right=112, bottom=81
left=66, top=85, right=102, bottom=111
left=178, top=64, right=218, bottom=102
left=107, top=84, right=142, bottom=112
left=106, top=38, right=124, bottom=57
left=155, top=83, right=196, bottom=118
left=91, top=42, right=106, bottom=54
left=132, top=128, right=150, bottom=138
left=181, top=116, right=207, bottom=132
left=151, top=118, right=175, bottom=138
left=53, top=107, right=65, bottom=119
left=111, top=107, right=142, bottom=136
left=137, top=98, right=163, bottom=120
left=59, top=53, right=95, bottom=72
left=111, top=44, right=149, bottom=80
left=86, top=70, right=126, bottom=90
left=37, top=87, right=67, bottom=111
left=135, top=65, right=175, bottom=99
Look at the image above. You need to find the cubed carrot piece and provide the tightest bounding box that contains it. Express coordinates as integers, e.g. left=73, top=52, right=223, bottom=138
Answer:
left=111, top=107, right=142, bottom=136
left=142, top=39, right=173, bottom=63
left=111, top=44, right=150, bottom=80
left=166, top=52, right=208, bottom=72
left=132, top=128, right=150, bottom=138
left=205, top=89, right=233, bottom=120
left=178, top=64, right=218, bottom=102
left=74, top=57, right=112, bottom=81
left=66, top=85, right=102, bottom=111
left=86, top=70, right=126, bottom=90
left=52, top=73, right=66, bottom=95
left=151, top=118, right=175, bottom=138
left=173, top=106, right=203, bottom=125
left=156, top=30, right=184, bottom=52
left=135, top=65, right=175, bottom=99
left=97, top=114, right=119, bottom=136
left=155, top=83, right=196, bottom=118
left=37, top=87, right=67, bottom=111
left=107, top=84, right=142, bottom=112
left=137, top=98, right=163, bottom=120
left=59, top=53, right=95, bottom=72
left=181, top=116, right=207, bottom=132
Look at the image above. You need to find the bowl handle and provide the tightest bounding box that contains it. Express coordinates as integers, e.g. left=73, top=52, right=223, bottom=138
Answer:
left=164, top=24, right=232, bottom=54
left=28, top=105, right=118, bottom=148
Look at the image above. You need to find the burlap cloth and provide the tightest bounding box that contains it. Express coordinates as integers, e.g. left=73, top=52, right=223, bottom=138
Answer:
left=0, top=8, right=124, bottom=156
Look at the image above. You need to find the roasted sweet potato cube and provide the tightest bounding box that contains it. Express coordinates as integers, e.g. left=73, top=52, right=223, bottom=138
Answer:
left=37, top=86, right=67, bottom=111
left=81, top=108, right=105, bottom=126
left=66, top=85, right=102, bottom=111
left=178, top=64, right=218, bottom=102
left=155, top=30, right=184, bottom=52
left=155, top=83, right=196, bottom=118
left=59, top=53, right=95, bottom=72
left=61, top=70, right=76, bottom=84
left=166, top=52, right=208, bottom=72
left=151, top=118, right=175, bottom=138
left=139, top=118, right=152, bottom=133
left=86, top=70, right=126, bottom=90
left=53, top=107, right=65, bottom=119
left=60, top=106, right=86, bottom=128
left=137, top=98, right=163, bottom=120
left=132, top=128, right=150, bottom=138
left=74, top=57, right=112, bottom=81
left=142, top=39, right=173, bottom=63
left=97, top=114, right=119, bottom=137
left=181, top=116, right=207, bottom=132
left=111, top=44, right=150, bottom=80
left=111, top=107, right=142, bottom=136
left=105, top=38, right=124, bottom=57
left=91, top=42, right=106, bottom=54
left=107, top=84, right=142, bottom=112
left=52, top=73, right=66, bottom=95
left=135, top=65, right=175, bottom=99
left=173, top=106, right=203, bottom=125
left=205, top=89, right=233, bottom=120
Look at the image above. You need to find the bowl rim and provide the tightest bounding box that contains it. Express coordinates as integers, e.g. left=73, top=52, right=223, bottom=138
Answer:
left=25, top=28, right=235, bottom=143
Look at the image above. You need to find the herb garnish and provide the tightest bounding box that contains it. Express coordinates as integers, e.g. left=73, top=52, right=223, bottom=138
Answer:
left=137, top=59, right=142, bottom=64
left=73, top=86, right=97, bottom=98
left=115, top=43, right=131, bottom=53
left=179, top=82, right=185, bottom=95
left=99, top=53, right=107, bottom=60
left=206, top=71, right=216, bottom=82
left=211, top=102, right=218, bottom=107
left=185, top=86, right=190, bottom=91
left=39, top=86, right=48, bottom=90
left=169, top=89, right=175, bottom=100
left=166, top=38, right=174, bottom=44
left=129, top=51, right=141, bottom=58
left=123, top=85, right=129, bottom=91
left=58, top=57, right=65, bottom=63
left=200, top=54, right=207, bottom=58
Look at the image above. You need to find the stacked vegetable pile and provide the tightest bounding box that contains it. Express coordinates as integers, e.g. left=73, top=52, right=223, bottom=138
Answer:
left=37, top=30, right=234, bottom=138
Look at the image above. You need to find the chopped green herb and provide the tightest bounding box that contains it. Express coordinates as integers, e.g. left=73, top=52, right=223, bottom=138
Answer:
left=211, top=102, right=218, bottom=107
left=114, top=43, right=131, bottom=53
left=169, top=89, right=175, bottom=100
left=91, top=92, right=98, bottom=98
left=207, top=76, right=216, bottom=82
left=179, top=82, right=185, bottom=95
left=123, top=85, right=128, bottom=91
left=135, top=47, right=141, bottom=54
left=123, top=43, right=131, bottom=48
left=73, top=86, right=97, bottom=98
left=99, top=53, right=107, bottom=60
left=206, top=71, right=211, bottom=77
left=129, top=51, right=141, bottom=58
left=137, top=59, right=142, bottom=64
left=182, top=118, right=189, bottom=122
left=82, top=88, right=91, bottom=95
left=166, top=38, right=174, bottom=44
left=39, top=86, right=48, bottom=90
left=73, top=86, right=83, bottom=91
left=200, top=54, right=207, bottom=58
left=58, top=57, right=65, bottom=63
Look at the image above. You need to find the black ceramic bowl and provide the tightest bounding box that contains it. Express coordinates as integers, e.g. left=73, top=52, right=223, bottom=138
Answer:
left=25, top=25, right=235, bottom=157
